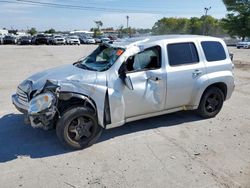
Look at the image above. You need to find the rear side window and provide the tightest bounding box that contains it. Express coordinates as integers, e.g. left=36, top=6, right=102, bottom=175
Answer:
left=201, top=41, right=226, bottom=62
left=167, top=42, right=199, bottom=66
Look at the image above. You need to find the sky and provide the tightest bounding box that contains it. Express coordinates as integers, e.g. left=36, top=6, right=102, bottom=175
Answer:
left=0, top=0, right=227, bottom=31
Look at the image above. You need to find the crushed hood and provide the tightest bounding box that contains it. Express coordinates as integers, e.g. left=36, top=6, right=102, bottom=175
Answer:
left=24, top=64, right=99, bottom=91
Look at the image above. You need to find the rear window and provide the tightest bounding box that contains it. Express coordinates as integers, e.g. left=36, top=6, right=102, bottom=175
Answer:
left=167, top=42, right=199, bottom=66
left=201, top=41, right=226, bottom=62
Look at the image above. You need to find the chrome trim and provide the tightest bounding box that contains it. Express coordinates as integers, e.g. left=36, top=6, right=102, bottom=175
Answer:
left=12, top=94, right=28, bottom=114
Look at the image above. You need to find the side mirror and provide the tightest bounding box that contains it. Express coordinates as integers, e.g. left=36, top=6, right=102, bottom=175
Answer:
left=124, top=76, right=134, bottom=90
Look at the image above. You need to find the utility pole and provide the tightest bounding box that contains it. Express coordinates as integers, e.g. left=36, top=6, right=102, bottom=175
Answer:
left=126, top=15, right=129, bottom=29
left=203, top=6, right=211, bottom=35
left=126, top=15, right=130, bottom=37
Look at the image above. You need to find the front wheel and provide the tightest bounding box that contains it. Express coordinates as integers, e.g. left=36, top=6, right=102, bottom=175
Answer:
left=56, top=106, right=103, bottom=150
left=197, top=87, right=224, bottom=118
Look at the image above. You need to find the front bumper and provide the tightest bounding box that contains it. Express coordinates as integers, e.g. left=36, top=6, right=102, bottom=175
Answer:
left=12, top=94, right=56, bottom=129
left=54, top=40, right=65, bottom=44
left=87, top=40, right=96, bottom=44
left=70, top=41, right=80, bottom=44
left=12, top=94, right=28, bottom=114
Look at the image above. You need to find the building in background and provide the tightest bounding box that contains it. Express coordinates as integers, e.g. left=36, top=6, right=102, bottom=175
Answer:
left=70, top=30, right=94, bottom=36
left=0, top=29, right=8, bottom=36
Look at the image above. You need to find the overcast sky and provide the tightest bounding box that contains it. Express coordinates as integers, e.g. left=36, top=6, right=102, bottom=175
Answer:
left=0, top=0, right=227, bottom=31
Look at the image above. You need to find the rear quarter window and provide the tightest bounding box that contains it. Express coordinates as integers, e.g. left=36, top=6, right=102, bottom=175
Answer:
left=201, top=41, right=226, bottom=62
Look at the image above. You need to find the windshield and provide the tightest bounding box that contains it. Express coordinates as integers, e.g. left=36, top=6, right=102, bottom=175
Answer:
left=74, top=45, right=124, bottom=72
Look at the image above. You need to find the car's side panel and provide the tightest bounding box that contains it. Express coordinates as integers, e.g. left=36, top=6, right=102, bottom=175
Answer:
left=164, top=40, right=207, bottom=109
left=106, top=42, right=168, bottom=129
left=58, top=76, right=108, bottom=127
left=191, top=71, right=235, bottom=108
left=190, top=40, right=234, bottom=107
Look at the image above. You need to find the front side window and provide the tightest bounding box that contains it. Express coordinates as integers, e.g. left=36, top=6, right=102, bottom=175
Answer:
left=74, top=45, right=124, bottom=72
left=201, top=41, right=226, bottom=62
left=125, top=46, right=161, bottom=72
left=167, top=42, right=199, bottom=66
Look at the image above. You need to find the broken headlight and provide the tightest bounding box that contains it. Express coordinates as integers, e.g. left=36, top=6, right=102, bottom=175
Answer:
left=28, top=92, right=56, bottom=115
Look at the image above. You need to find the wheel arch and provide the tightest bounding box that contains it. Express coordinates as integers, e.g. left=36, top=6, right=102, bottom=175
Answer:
left=58, top=92, right=97, bottom=117
left=57, top=92, right=110, bottom=128
left=192, top=81, right=228, bottom=108
left=202, top=82, right=227, bottom=100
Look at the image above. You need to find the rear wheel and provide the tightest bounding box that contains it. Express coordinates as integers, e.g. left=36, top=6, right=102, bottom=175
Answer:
left=56, top=106, right=102, bottom=150
left=197, top=87, right=224, bottom=118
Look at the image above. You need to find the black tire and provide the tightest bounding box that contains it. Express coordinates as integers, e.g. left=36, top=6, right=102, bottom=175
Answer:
left=197, top=87, right=225, bottom=118
left=56, top=106, right=103, bottom=150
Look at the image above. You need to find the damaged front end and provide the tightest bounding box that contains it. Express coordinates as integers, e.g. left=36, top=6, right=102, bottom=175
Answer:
left=27, top=80, right=59, bottom=130
left=11, top=79, right=60, bottom=130
left=28, top=92, right=57, bottom=129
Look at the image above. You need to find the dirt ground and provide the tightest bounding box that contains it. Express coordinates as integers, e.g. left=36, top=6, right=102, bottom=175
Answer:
left=0, top=45, right=249, bottom=188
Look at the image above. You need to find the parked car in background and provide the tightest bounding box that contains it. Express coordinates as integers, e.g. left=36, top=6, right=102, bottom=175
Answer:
left=101, top=37, right=111, bottom=43
left=52, top=35, right=66, bottom=45
left=108, top=35, right=118, bottom=41
left=236, top=40, right=250, bottom=49
left=81, top=36, right=96, bottom=44
left=18, top=36, right=32, bottom=45
left=66, top=35, right=80, bottom=45
left=31, top=36, right=37, bottom=45
left=47, top=36, right=54, bottom=45
left=12, top=35, right=234, bottom=149
left=0, top=35, right=4, bottom=44
left=3, top=35, right=17, bottom=44
left=94, top=37, right=102, bottom=43
left=35, top=34, right=49, bottom=45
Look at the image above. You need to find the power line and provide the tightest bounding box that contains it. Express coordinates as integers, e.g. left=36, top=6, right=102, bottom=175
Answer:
left=0, top=0, right=165, bottom=14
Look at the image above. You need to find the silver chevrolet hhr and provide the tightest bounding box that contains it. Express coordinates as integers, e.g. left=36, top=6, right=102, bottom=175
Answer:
left=12, top=35, right=235, bottom=149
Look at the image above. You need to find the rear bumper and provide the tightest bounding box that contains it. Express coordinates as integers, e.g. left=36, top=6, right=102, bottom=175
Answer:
left=237, top=44, right=250, bottom=48
left=12, top=94, right=28, bottom=114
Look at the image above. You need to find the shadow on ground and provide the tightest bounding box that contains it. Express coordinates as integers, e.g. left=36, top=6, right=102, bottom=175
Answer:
left=0, top=111, right=202, bottom=163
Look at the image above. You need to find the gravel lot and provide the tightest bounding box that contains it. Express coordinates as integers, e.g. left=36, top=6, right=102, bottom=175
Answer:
left=0, top=45, right=249, bottom=188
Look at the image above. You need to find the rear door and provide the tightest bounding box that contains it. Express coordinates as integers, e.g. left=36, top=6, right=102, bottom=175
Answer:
left=165, top=41, right=206, bottom=109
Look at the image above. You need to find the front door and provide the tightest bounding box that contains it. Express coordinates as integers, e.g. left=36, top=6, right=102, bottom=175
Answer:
left=121, top=46, right=167, bottom=118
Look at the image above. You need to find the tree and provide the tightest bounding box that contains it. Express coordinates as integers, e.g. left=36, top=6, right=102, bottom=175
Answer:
left=188, top=17, right=203, bottom=34
left=27, top=27, right=37, bottom=36
left=152, top=17, right=189, bottom=35
left=152, top=16, right=225, bottom=36
left=45, top=28, right=56, bottom=34
left=94, top=21, right=103, bottom=30
left=222, top=0, right=250, bottom=40
left=92, top=21, right=103, bottom=37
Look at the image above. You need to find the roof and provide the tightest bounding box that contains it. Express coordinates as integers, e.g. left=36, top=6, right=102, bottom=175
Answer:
left=112, top=35, right=219, bottom=48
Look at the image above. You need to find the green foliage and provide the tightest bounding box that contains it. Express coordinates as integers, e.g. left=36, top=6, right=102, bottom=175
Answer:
left=223, top=0, right=249, bottom=10
left=92, top=21, right=103, bottom=37
left=136, top=28, right=152, bottom=34
left=152, top=16, right=225, bottom=36
left=222, top=0, right=250, bottom=40
left=28, top=27, right=37, bottom=36
left=152, top=17, right=189, bottom=35
left=45, top=28, right=56, bottom=34
left=95, top=21, right=103, bottom=29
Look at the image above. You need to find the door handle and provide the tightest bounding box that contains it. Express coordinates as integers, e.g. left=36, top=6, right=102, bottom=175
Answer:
left=148, top=76, right=161, bottom=81
left=192, top=70, right=202, bottom=77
